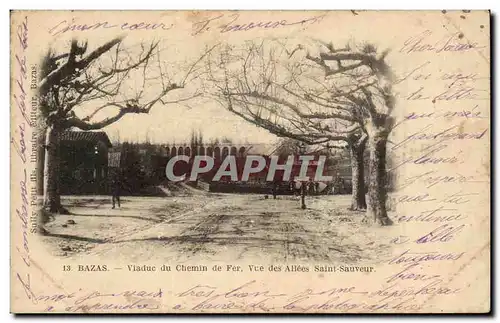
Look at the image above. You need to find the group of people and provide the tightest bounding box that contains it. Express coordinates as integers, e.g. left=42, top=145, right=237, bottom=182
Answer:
left=280, top=178, right=349, bottom=196
left=109, top=170, right=349, bottom=208
left=286, top=180, right=321, bottom=196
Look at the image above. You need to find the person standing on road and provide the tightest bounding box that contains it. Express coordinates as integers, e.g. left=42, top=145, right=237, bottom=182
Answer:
left=272, top=178, right=280, bottom=199
left=308, top=179, right=315, bottom=196
left=110, top=171, right=122, bottom=209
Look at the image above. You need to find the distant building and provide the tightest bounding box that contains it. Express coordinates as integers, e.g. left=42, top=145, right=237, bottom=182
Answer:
left=162, top=143, right=276, bottom=159
left=160, top=143, right=272, bottom=181
left=58, top=131, right=112, bottom=195
left=159, top=143, right=352, bottom=193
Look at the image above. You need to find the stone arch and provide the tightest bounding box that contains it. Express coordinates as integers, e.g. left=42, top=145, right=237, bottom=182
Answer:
left=171, top=147, right=177, bottom=156
left=207, top=147, right=213, bottom=157
left=222, top=146, right=229, bottom=159
left=230, top=146, right=237, bottom=156
left=199, top=146, right=206, bottom=156
left=185, top=147, right=191, bottom=156
left=178, top=147, right=184, bottom=155
left=238, top=146, right=246, bottom=157
left=165, top=146, right=170, bottom=156
left=214, top=147, right=221, bottom=160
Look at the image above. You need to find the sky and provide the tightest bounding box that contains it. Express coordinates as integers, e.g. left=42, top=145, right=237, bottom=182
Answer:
left=47, top=10, right=489, bottom=146
left=101, top=97, right=279, bottom=144
left=64, top=33, right=285, bottom=145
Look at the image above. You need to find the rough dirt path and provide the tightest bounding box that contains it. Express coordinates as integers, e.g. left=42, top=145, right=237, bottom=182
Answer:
left=41, top=194, right=394, bottom=264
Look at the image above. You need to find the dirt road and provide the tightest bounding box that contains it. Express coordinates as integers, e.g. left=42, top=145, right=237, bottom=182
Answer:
left=41, top=193, right=393, bottom=264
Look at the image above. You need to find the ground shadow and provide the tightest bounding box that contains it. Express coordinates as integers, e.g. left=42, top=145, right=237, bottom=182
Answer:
left=68, top=212, right=162, bottom=223
left=43, top=232, right=107, bottom=244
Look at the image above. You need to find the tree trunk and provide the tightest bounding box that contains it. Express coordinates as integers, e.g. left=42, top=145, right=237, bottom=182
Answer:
left=367, top=130, right=393, bottom=225
left=349, top=141, right=367, bottom=211
left=301, top=183, right=306, bottom=209
left=42, top=125, right=64, bottom=213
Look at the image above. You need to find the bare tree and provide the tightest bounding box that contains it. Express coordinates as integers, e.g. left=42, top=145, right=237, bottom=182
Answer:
left=38, top=37, right=214, bottom=214
left=304, top=41, right=395, bottom=225
left=204, top=40, right=371, bottom=212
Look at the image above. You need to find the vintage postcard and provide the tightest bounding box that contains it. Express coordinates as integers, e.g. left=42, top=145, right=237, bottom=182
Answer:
left=10, top=10, right=490, bottom=313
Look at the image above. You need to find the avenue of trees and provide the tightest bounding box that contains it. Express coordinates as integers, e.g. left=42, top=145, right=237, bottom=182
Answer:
left=38, top=37, right=215, bottom=216
left=37, top=36, right=397, bottom=228
left=204, top=39, right=395, bottom=225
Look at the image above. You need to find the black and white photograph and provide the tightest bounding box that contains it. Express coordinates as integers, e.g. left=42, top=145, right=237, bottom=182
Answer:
left=10, top=10, right=490, bottom=313
left=34, top=29, right=401, bottom=264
